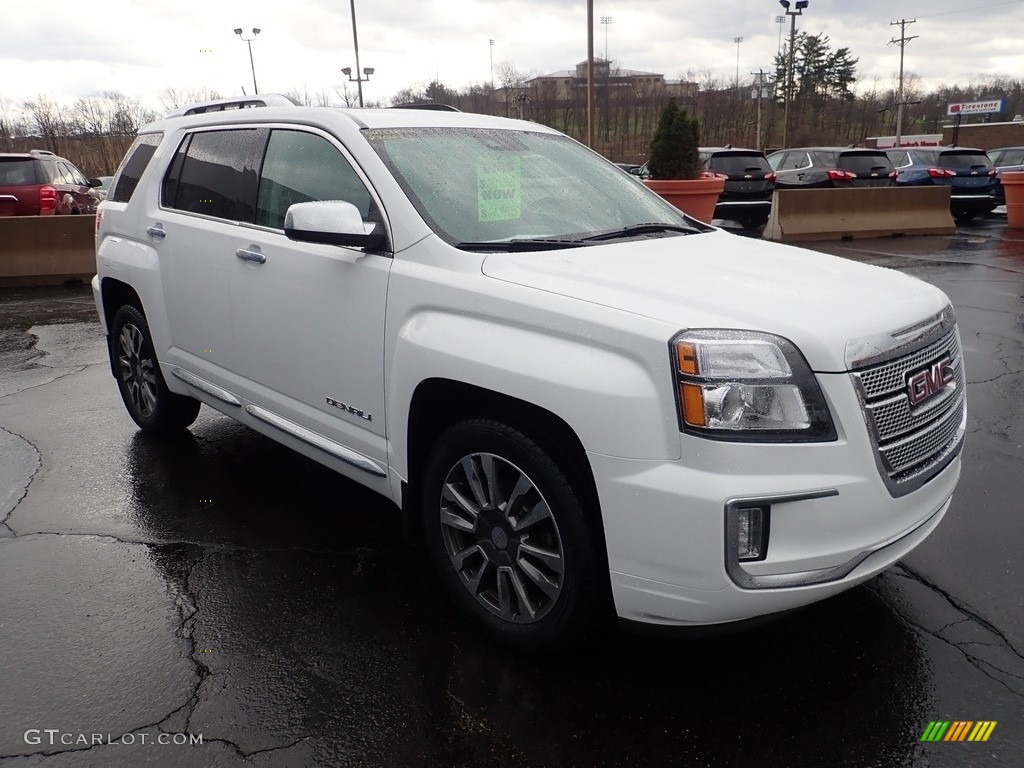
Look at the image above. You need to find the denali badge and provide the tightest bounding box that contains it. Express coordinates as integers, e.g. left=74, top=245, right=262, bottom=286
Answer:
left=326, top=397, right=372, bottom=421
left=907, top=357, right=954, bottom=406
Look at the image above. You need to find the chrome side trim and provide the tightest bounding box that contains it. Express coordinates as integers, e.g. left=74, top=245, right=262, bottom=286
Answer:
left=244, top=404, right=386, bottom=477
left=171, top=369, right=241, bottom=406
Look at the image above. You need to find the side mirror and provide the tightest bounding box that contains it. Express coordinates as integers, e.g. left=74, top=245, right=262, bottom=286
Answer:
left=88, top=178, right=103, bottom=188
left=284, top=200, right=387, bottom=250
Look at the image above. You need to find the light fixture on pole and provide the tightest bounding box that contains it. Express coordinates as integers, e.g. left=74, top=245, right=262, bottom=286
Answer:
left=774, top=15, right=785, bottom=55
left=600, top=16, right=612, bottom=62
left=778, top=0, right=808, bottom=149
left=489, top=39, right=495, bottom=90
left=341, top=66, right=374, bottom=107
left=233, top=27, right=260, bottom=95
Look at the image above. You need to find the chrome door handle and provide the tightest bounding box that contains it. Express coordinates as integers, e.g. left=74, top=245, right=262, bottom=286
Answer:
left=236, top=248, right=266, bottom=265
left=146, top=225, right=166, bottom=239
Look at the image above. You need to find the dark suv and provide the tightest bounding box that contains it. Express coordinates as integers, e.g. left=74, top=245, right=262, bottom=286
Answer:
left=886, top=147, right=998, bottom=221
left=767, top=147, right=896, bottom=189
left=0, top=150, right=102, bottom=216
left=699, top=148, right=776, bottom=230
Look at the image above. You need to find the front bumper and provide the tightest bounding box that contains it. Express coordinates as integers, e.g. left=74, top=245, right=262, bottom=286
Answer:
left=591, top=372, right=961, bottom=626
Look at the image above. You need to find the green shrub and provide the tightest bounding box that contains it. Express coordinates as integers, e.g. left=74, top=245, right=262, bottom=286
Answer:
left=646, top=99, right=701, bottom=180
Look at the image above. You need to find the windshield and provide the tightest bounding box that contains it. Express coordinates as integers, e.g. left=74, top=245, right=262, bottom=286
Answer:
left=937, top=151, right=992, bottom=170
left=364, top=127, right=701, bottom=249
left=0, top=159, right=38, bottom=186
left=706, top=152, right=771, bottom=174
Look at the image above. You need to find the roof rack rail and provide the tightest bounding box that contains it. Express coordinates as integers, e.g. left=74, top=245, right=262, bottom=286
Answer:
left=389, top=103, right=461, bottom=112
left=165, top=94, right=300, bottom=119
left=29, top=149, right=56, bottom=156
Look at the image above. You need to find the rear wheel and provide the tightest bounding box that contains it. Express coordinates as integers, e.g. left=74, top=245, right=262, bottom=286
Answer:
left=421, top=419, right=604, bottom=651
left=740, top=217, right=768, bottom=231
left=111, top=305, right=200, bottom=435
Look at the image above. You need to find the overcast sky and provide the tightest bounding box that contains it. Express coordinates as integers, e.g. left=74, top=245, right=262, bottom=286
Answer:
left=2, top=0, right=1023, bottom=115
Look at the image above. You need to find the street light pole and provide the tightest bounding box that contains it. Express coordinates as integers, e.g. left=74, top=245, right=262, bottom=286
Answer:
left=601, top=16, right=612, bottom=62
left=489, top=39, right=495, bottom=90
left=586, top=0, right=594, bottom=148
left=349, top=0, right=365, bottom=108
left=341, top=66, right=374, bottom=107
left=233, top=27, right=260, bottom=95
left=733, top=36, right=743, bottom=92
left=778, top=0, right=808, bottom=149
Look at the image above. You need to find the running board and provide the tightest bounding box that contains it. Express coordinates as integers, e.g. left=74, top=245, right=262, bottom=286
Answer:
left=172, top=369, right=241, bottom=406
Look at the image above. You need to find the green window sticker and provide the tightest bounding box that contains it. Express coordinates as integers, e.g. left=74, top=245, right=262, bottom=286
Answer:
left=477, top=156, right=521, bottom=222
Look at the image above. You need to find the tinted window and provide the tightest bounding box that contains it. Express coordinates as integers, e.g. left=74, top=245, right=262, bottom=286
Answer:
left=163, top=129, right=263, bottom=221
left=780, top=152, right=810, bottom=170
left=887, top=150, right=910, bottom=167
left=111, top=134, right=162, bottom=203
left=0, top=159, right=38, bottom=185
left=837, top=152, right=894, bottom=173
left=706, top=152, right=771, bottom=174
left=811, top=151, right=839, bottom=166
left=256, top=130, right=372, bottom=229
left=938, top=152, right=992, bottom=170
left=1003, top=149, right=1024, bottom=166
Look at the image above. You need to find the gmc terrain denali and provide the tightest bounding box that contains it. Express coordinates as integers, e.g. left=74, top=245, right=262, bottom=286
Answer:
left=93, top=96, right=966, bottom=650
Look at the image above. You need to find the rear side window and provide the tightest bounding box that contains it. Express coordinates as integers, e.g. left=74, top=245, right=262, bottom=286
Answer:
left=110, top=133, right=162, bottom=203
left=0, top=159, right=38, bottom=185
left=256, top=129, right=372, bottom=229
left=162, top=129, right=264, bottom=221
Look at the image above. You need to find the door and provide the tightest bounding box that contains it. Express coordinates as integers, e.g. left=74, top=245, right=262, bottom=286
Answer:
left=150, top=127, right=267, bottom=379
left=228, top=127, right=392, bottom=469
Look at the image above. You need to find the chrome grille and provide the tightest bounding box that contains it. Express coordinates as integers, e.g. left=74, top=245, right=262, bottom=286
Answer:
left=851, top=323, right=966, bottom=497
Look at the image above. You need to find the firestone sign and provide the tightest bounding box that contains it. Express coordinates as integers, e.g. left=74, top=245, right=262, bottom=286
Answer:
left=947, top=99, right=1006, bottom=116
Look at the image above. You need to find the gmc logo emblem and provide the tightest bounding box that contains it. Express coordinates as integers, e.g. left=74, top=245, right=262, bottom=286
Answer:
left=907, top=357, right=954, bottom=406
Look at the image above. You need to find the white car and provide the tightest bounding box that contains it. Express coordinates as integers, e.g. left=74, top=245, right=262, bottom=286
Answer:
left=94, top=96, right=965, bottom=650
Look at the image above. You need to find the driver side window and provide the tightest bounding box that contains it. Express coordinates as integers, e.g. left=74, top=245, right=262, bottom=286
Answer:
left=256, top=130, right=372, bottom=230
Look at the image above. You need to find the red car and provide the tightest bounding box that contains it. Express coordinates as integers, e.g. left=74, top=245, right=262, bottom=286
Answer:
left=0, top=150, right=103, bottom=216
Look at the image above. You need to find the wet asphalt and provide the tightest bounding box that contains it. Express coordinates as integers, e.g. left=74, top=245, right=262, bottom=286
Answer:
left=0, top=217, right=1022, bottom=768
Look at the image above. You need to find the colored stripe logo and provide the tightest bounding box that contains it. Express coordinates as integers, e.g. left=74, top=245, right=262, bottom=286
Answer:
left=921, top=721, right=997, bottom=742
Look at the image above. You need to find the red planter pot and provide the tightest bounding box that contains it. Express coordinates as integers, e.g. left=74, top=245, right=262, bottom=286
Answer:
left=642, top=177, right=726, bottom=224
left=1002, top=171, right=1024, bottom=230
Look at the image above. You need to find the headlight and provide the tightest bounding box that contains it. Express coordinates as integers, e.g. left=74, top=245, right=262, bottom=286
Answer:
left=671, top=330, right=836, bottom=442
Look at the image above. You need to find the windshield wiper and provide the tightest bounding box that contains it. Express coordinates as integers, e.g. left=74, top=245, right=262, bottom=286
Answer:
left=579, top=222, right=701, bottom=242
left=456, top=238, right=587, bottom=252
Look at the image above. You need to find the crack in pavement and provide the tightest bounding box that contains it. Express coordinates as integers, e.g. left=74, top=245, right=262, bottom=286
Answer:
left=0, top=426, right=41, bottom=537
left=870, top=564, right=1024, bottom=698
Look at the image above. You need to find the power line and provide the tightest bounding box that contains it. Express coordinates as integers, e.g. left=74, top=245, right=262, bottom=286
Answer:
left=915, top=0, right=1023, bottom=19
left=888, top=18, right=918, bottom=147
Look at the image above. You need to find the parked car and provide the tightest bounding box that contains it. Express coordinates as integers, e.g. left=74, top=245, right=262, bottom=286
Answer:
left=886, top=147, right=998, bottom=221
left=94, top=95, right=965, bottom=650
left=613, top=162, right=642, bottom=175
left=767, top=147, right=896, bottom=189
left=699, top=147, right=776, bottom=230
left=0, top=150, right=102, bottom=216
left=986, top=146, right=1024, bottom=206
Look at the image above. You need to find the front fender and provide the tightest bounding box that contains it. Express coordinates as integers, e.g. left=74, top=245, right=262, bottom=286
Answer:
left=387, top=309, right=681, bottom=481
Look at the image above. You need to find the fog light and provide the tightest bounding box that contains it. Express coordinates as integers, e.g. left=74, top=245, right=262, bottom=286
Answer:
left=737, top=506, right=769, bottom=561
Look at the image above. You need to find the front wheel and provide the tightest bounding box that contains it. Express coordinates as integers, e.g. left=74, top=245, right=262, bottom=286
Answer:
left=421, top=419, right=605, bottom=651
left=111, top=305, right=200, bottom=435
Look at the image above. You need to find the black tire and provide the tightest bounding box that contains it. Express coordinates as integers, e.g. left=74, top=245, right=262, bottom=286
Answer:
left=421, top=419, right=605, bottom=651
left=740, top=217, right=768, bottom=231
left=953, top=211, right=977, bottom=223
left=110, top=305, right=200, bottom=435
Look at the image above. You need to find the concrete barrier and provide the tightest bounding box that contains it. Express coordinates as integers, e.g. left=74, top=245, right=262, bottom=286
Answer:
left=763, top=186, right=955, bottom=242
left=0, top=215, right=95, bottom=286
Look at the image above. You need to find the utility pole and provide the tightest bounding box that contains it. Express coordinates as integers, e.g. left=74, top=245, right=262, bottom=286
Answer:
left=889, top=18, right=918, bottom=149
left=783, top=13, right=797, bottom=148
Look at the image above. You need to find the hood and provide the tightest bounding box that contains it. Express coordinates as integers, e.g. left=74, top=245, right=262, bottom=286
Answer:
left=481, top=230, right=950, bottom=372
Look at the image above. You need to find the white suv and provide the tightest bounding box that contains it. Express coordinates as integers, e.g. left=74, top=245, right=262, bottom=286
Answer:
left=94, top=96, right=966, bottom=650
